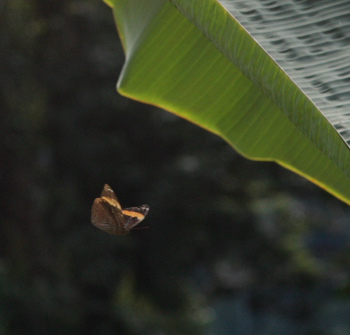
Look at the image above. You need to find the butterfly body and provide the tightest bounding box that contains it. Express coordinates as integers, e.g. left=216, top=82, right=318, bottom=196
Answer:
left=91, top=184, right=149, bottom=235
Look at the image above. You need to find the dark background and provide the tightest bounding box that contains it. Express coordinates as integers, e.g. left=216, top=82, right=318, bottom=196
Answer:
left=1, top=1, right=350, bottom=334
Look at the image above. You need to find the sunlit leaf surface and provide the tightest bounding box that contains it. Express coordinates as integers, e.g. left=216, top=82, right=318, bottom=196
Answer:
left=110, top=0, right=350, bottom=204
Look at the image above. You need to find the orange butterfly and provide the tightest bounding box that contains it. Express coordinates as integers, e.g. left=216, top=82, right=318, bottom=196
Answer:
left=91, top=184, right=149, bottom=235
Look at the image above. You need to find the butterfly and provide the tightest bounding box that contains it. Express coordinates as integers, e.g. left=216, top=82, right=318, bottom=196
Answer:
left=91, top=184, right=149, bottom=235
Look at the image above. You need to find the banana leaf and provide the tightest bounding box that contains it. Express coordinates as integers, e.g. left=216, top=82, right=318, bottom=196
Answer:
left=104, top=0, right=350, bottom=205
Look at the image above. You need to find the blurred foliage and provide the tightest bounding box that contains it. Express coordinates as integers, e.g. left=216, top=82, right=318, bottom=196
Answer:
left=1, top=0, right=350, bottom=334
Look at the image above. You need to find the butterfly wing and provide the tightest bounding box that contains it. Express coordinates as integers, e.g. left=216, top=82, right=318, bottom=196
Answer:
left=91, top=185, right=127, bottom=235
left=122, top=204, right=150, bottom=230
left=101, top=184, right=119, bottom=202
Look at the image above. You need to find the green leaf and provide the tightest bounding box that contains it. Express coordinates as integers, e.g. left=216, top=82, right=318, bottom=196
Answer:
left=110, top=0, right=350, bottom=205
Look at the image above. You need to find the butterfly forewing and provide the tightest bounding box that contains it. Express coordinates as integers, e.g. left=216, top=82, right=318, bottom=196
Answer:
left=100, top=184, right=121, bottom=207
left=91, top=185, right=149, bottom=235
left=122, top=204, right=150, bottom=230
left=91, top=184, right=127, bottom=235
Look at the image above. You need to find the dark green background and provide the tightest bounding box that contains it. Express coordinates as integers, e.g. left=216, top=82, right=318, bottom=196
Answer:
left=1, top=1, right=350, bottom=334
